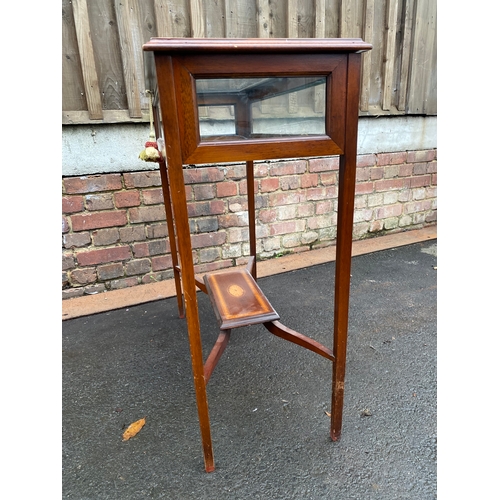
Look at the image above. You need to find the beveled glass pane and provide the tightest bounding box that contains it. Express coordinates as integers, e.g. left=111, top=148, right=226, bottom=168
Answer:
left=195, top=76, right=326, bottom=141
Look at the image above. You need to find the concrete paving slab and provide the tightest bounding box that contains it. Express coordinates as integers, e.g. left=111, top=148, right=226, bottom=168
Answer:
left=62, top=237, right=437, bottom=499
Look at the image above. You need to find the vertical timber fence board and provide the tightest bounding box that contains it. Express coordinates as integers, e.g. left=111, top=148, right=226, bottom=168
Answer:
left=115, top=0, right=145, bottom=118
left=71, top=0, right=104, bottom=120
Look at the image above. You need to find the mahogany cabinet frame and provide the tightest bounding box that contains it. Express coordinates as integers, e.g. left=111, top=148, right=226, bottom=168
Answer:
left=143, top=37, right=372, bottom=472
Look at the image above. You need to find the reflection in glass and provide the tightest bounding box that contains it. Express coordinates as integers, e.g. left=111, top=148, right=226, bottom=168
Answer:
left=195, top=77, right=326, bottom=141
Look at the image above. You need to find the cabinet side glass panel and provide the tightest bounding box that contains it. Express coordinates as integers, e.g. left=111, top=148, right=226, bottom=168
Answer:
left=195, top=77, right=326, bottom=141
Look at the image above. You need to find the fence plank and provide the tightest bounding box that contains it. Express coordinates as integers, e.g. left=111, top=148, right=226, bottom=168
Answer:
left=397, top=0, right=414, bottom=111
left=257, top=0, right=271, bottom=37
left=360, top=0, right=374, bottom=111
left=407, top=0, right=436, bottom=114
left=62, top=0, right=86, bottom=112
left=205, top=0, right=225, bottom=37
left=71, top=0, right=103, bottom=119
left=382, top=0, right=398, bottom=110
left=189, top=0, right=205, bottom=37
left=114, top=0, right=144, bottom=118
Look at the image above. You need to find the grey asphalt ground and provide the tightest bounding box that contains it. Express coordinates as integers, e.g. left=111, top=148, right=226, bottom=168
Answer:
left=62, top=239, right=437, bottom=499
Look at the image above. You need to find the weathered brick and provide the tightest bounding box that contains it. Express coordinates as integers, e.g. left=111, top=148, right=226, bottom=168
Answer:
left=316, top=200, right=333, bottom=215
left=184, top=167, right=225, bottom=184
left=354, top=208, right=373, bottom=223
left=374, top=179, right=408, bottom=192
left=76, top=246, right=131, bottom=266
left=120, top=225, right=146, bottom=243
left=152, top=255, right=173, bottom=271
left=83, top=284, right=106, bottom=295
left=199, top=247, right=221, bottom=263
left=148, top=240, right=168, bottom=255
left=399, top=164, right=413, bottom=177
left=376, top=204, right=403, bottom=219
left=123, top=171, right=161, bottom=188
left=132, top=242, right=149, bottom=258
left=270, top=220, right=306, bottom=235
left=407, top=149, right=436, bottom=163
left=356, top=154, right=377, bottom=167
left=377, top=151, right=407, bottom=166
left=62, top=252, right=75, bottom=271
left=300, top=173, right=319, bottom=188
left=222, top=243, right=243, bottom=259
left=269, top=192, right=303, bottom=207
left=282, top=234, right=301, bottom=248
left=63, top=232, right=91, bottom=249
left=216, top=181, right=238, bottom=197
left=146, top=223, right=168, bottom=239
left=306, top=187, right=329, bottom=201
left=62, top=196, right=84, bottom=214
left=191, top=232, right=226, bottom=249
left=254, top=163, right=269, bottom=177
left=125, top=258, right=151, bottom=276
left=258, top=209, right=277, bottom=224
left=92, top=228, right=120, bottom=246
left=276, top=205, right=296, bottom=220
left=109, top=277, right=140, bottom=290
left=412, top=162, right=428, bottom=175
left=197, top=217, right=219, bottom=233
left=142, top=188, right=164, bottom=205
left=97, top=263, right=124, bottom=281
left=71, top=210, right=127, bottom=231
left=224, top=165, right=246, bottom=180
left=355, top=182, right=374, bottom=195
left=62, top=217, right=70, bottom=234
left=280, top=175, right=300, bottom=190
left=384, top=165, right=400, bottom=178
left=270, top=160, right=307, bottom=176
left=228, top=227, right=249, bottom=243
left=404, top=200, right=432, bottom=214
left=114, top=190, right=141, bottom=208
left=307, top=215, right=334, bottom=230
left=320, top=172, right=337, bottom=186
left=410, top=175, right=431, bottom=188
left=309, top=157, right=339, bottom=172
left=129, top=205, right=166, bottom=223
left=239, top=180, right=259, bottom=196
left=218, top=214, right=243, bottom=228
left=260, top=178, right=280, bottom=192
left=301, top=231, right=319, bottom=245
left=85, top=193, right=114, bottom=211
left=63, top=174, right=122, bottom=194
left=194, top=184, right=216, bottom=201
left=356, top=167, right=370, bottom=182
left=297, top=203, right=314, bottom=217
left=70, top=268, right=97, bottom=285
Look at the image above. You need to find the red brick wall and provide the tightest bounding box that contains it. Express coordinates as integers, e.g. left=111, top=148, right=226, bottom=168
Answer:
left=62, top=150, right=437, bottom=299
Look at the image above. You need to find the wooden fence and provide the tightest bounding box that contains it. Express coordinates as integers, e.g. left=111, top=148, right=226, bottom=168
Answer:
left=62, top=0, right=436, bottom=125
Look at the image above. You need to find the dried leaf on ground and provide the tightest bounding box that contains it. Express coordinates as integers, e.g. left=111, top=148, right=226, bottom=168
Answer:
left=122, top=417, right=146, bottom=441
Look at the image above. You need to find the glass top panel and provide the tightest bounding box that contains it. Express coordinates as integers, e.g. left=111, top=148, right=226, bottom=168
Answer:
left=195, top=76, right=326, bottom=141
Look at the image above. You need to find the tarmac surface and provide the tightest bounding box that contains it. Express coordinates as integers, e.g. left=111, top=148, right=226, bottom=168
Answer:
left=62, top=237, right=437, bottom=499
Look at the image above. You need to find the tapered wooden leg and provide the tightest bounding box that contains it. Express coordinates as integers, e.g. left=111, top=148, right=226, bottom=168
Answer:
left=154, top=55, right=215, bottom=471
left=330, top=53, right=362, bottom=441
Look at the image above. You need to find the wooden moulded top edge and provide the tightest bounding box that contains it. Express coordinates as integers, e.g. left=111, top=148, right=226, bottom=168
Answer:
left=142, top=37, right=372, bottom=54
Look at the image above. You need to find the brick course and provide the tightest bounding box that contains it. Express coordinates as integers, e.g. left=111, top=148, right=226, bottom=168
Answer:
left=62, top=150, right=437, bottom=299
